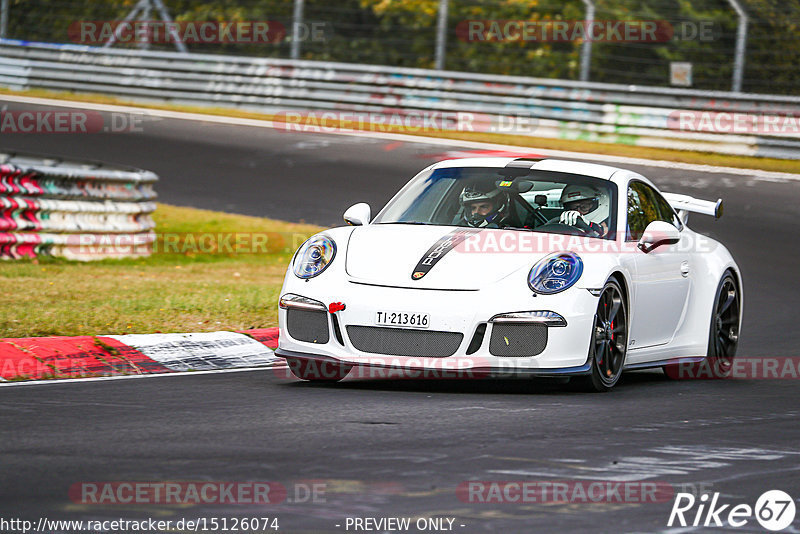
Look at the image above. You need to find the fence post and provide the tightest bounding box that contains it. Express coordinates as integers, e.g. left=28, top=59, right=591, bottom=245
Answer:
left=152, top=0, right=188, bottom=53
left=579, top=0, right=595, bottom=82
left=434, top=0, right=449, bottom=70
left=291, top=0, right=305, bottom=60
left=105, top=0, right=187, bottom=53
left=725, top=0, right=748, bottom=92
left=139, top=0, right=151, bottom=50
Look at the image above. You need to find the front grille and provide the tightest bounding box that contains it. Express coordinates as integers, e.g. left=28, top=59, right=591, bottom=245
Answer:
left=346, top=326, right=463, bottom=357
left=287, top=308, right=329, bottom=344
left=489, top=323, right=548, bottom=357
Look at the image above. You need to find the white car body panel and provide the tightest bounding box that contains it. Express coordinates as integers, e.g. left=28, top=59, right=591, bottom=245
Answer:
left=629, top=233, right=692, bottom=348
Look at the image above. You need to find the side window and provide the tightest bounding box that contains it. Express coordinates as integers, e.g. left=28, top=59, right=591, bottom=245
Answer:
left=626, top=182, right=660, bottom=241
left=651, top=189, right=683, bottom=229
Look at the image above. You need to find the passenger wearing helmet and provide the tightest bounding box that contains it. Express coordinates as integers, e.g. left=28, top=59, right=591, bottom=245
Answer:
left=558, top=184, right=609, bottom=237
left=459, top=186, right=510, bottom=228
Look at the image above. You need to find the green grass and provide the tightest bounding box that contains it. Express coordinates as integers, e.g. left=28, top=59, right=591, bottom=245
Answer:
left=3, top=87, right=799, bottom=175
left=0, top=204, right=322, bottom=338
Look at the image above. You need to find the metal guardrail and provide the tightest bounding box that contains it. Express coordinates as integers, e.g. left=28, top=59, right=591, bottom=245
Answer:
left=0, top=39, right=799, bottom=159
left=0, top=150, right=157, bottom=260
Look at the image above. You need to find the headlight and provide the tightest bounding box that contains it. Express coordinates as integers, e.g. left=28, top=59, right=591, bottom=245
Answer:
left=292, top=235, right=336, bottom=279
left=528, top=252, right=583, bottom=294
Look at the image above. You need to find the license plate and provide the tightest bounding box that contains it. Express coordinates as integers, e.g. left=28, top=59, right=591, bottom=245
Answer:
left=375, top=311, right=430, bottom=329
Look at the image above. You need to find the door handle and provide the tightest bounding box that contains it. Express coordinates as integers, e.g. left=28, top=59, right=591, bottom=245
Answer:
left=680, top=261, right=690, bottom=277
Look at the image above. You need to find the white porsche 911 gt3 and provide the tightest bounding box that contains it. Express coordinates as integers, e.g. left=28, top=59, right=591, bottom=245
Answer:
left=276, top=157, right=742, bottom=391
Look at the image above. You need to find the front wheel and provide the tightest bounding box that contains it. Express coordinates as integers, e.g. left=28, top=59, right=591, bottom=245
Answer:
left=285, top=357, right=352, bottom=382
left=580, top=279, right=628, bottom=392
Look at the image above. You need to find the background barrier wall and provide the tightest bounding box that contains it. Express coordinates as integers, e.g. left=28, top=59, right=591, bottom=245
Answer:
left=1, top=40, right=798, bottom=159
left=0, top=151, right=157, bottom=260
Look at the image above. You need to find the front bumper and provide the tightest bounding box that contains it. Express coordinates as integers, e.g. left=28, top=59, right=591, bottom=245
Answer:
left=277, top=278, right=598, bottom=374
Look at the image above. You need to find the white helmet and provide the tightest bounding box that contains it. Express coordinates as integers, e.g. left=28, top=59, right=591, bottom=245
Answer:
left=560, top=184, right=609, bottom=225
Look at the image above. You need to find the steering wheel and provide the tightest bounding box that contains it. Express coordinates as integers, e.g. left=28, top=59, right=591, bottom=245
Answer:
left=542, top=217, right=604, bottom=237
left=573, top=217, right=596, bottom=235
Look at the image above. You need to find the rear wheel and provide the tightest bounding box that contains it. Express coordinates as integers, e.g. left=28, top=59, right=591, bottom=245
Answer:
left=706, top=273, right=740, bottom=377
left=285, top=357, right=352, bottom=382
left=580, top=279, right=628, bottom=392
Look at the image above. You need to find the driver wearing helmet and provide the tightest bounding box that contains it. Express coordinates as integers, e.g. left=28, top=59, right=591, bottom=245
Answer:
left=459, top=186, right=510, bottom=228
left=558, top=184, right=609, bottom=237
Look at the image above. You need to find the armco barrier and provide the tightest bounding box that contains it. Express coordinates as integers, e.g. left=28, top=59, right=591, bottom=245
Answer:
left=0, top=151, right=157, bottom=260
left=0, top=39, right=799, bottom=159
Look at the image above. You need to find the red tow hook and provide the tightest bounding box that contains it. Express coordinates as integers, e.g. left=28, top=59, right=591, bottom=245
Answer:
left=328, top=302, right=346, bottom=314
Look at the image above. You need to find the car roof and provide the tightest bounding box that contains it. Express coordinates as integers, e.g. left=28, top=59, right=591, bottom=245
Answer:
left=430, top=157, right=623, bottom=181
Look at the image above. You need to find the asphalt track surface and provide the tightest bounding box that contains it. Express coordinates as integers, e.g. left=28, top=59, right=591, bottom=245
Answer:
left=2, top=99, right=800, bottom=533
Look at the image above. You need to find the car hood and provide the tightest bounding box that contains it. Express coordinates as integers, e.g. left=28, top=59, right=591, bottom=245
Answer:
left=345, top=224, right=555, bottom=290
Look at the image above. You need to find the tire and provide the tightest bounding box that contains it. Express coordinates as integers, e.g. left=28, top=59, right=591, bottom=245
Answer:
left=285, top=357, right=352, bottom=382
left=705, top=273, right=740, bottom=378
left=578, top=279, right=628, bottom=392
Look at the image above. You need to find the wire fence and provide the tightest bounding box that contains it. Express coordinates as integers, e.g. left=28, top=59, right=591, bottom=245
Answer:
left=2, top=0, right=798, bottom=95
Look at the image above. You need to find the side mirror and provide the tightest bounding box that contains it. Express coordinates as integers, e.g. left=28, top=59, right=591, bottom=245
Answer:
left=343, top=203, right=371, bottom=226
left=638, top=221, right=680, bottom=253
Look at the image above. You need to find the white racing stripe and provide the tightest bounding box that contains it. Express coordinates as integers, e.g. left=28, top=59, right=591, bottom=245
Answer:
left=1, top=94, right=798, bottom=182
left=106, top=331, right=280, bottom=371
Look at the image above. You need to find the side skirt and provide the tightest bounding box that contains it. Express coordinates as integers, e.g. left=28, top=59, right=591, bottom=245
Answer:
left=623, top=356, right=706, bottom=371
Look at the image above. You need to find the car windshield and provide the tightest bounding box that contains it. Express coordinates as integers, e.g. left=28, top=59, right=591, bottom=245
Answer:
left=373, top=166, right=618, bottom=239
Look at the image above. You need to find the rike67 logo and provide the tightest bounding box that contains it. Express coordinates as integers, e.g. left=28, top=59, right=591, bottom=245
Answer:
left=668, top=490, right=796, bottom=531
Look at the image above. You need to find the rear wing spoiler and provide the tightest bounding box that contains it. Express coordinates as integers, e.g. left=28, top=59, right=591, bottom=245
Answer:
left=663, top=192, right=723, bottom=223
